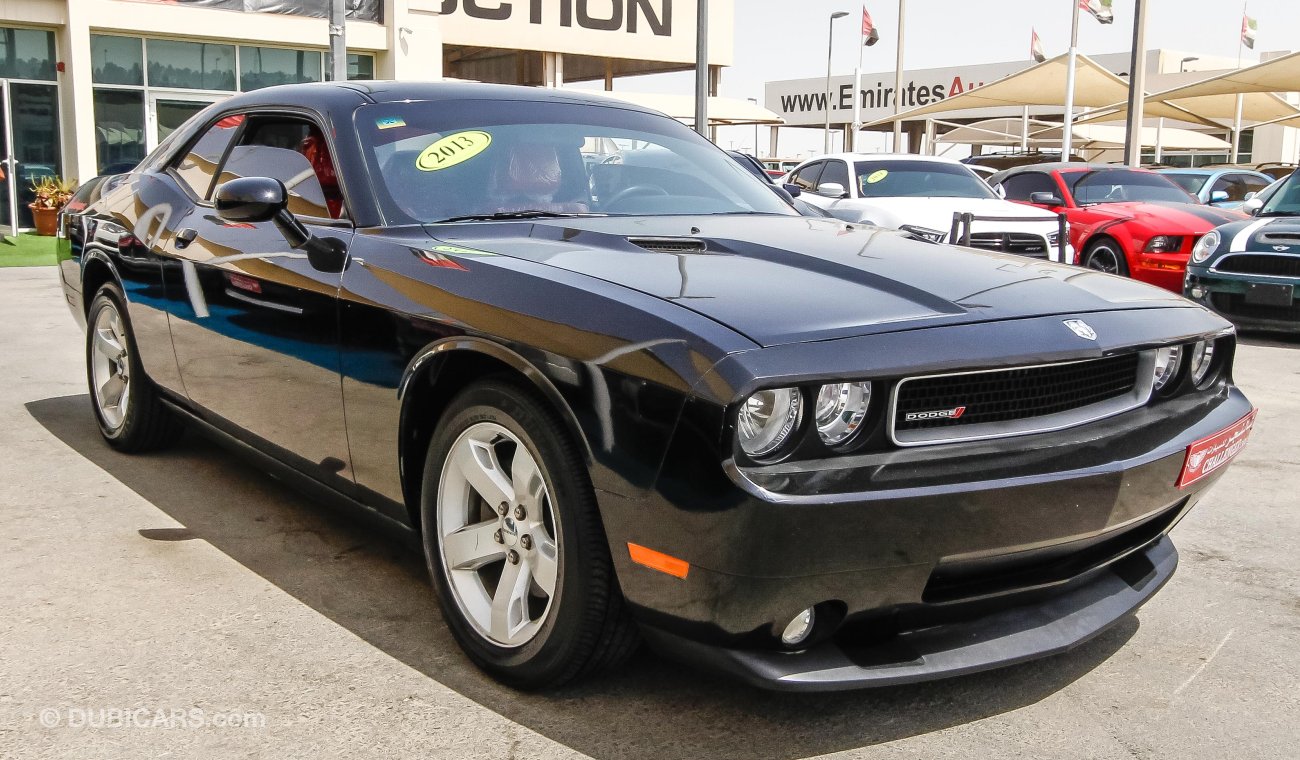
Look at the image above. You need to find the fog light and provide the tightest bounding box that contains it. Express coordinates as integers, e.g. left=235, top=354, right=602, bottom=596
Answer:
left=781, top=608, right=816, bottom=647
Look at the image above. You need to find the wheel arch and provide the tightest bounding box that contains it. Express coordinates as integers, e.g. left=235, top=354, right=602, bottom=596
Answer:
left=396, top=337, right=593, bottom=531
left=80, top=251, right=122, bottom=314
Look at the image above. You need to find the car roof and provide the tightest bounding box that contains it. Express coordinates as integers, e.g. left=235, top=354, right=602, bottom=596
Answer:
left=812, top=153, right=965, bottom=165
left=213, top=80, right=664, bottom=117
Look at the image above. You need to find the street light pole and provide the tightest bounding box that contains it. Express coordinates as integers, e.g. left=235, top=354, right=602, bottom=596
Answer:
left=824, top=11, right=849, bottom=155
left=747, top=97, right=759, bottom=155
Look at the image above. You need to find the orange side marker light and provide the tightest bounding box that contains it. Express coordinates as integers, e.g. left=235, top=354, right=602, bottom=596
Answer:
left=627, top=543, right=689, bottom=579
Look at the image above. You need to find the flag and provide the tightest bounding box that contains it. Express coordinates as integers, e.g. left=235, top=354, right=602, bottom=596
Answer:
left=1080, top=0, right=1114, bottom=25
left=861, top=5, right=880, bottom=46
left=1242, top=14, right=1257, bottom=50
left=1030, top=28, right=1046, bottom=63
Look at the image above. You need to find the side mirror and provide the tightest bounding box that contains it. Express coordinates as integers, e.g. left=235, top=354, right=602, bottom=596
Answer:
left=1209, top=189, right=1230, bottom=204
left=215, top=176, right=287, bottom=223
left=1243, top=191, right=1257, bottom=201
left=1029, top=191, right=1064, bottom=206
left=214, top=176, right=348, bottom=274
left=817, top=182, right=848, bottom=198
left=782, top=182, right=803, bottom=197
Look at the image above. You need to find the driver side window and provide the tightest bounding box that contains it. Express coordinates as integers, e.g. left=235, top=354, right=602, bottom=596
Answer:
left=816, top=160, right=850, bottom=196
left=215, top=116, right=347, bottom=220
left=1001, top=173, right=1058, bottom=202
left=790, top=162, right=824, bottom=192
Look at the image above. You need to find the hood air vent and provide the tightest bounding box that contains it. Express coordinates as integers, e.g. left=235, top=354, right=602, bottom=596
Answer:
left=629, top=237, right=708, bottom=253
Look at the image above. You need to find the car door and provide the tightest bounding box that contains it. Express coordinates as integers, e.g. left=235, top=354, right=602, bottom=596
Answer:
left=787, top=161, right=826, bottom=210
left=162, top=110, right=355, bottom=489
left=808, top=159, right=860, bottom=221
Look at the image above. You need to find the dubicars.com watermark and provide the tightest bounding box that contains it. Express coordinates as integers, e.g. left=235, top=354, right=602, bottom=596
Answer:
left=38, top=706, right=266, bottom=729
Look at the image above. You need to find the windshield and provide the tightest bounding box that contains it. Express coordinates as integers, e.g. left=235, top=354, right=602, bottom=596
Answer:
left=853, top=160, right=996, bottom=199
left=354, top=99, right=796, bottom=224
left=1067, top=169, right=1197, bottom=205
left=1164, top=173, right=1208, bottom=194
left=1258, top=171, right=1300, bottom=216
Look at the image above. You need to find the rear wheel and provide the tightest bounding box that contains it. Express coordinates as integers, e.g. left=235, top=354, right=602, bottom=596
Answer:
left=86, top=283, right=184, bottom=452
left=1083, top=238, right=1130, bottom=277
left=421, top=379, right=638, bottom=689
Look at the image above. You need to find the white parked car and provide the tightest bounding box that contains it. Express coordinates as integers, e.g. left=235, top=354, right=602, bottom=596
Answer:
left=784, top=153, right=1073, bottom=262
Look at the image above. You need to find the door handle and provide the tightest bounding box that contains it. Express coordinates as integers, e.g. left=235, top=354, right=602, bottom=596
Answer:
left=175, top=227, right=197, bottom=249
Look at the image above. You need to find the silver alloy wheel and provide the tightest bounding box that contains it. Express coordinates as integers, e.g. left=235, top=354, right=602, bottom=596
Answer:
left=1086, top=243, right=1122, bottom=274
left=90, top=302, right=131, bottom=432
left=437, top=422, right=560, bottom=648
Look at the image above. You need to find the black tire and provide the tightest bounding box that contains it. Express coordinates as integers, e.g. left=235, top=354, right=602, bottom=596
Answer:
left=420, top=379, right=638, bottom=689
left=85, top=283, right=184, bottom=452
left=1083, top=238, right=1131, bottom=277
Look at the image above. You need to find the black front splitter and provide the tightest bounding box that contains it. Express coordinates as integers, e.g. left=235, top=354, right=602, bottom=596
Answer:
left=639, top=535, right=1177, bottom=692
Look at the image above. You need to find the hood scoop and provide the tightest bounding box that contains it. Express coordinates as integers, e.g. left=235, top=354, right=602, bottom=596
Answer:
left=628, top=237, right=708, bottom=254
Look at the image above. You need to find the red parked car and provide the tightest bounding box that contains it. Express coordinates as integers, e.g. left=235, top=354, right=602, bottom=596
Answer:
left=989, top=163, right=1246, bottom=292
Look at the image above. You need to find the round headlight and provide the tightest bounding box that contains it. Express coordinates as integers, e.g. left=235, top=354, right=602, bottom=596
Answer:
left=1191, top=230, right=1220, bottom=264
left=1189, top=339, right=1216, bottom=386
left=814, top=382, right=873, bottom=446
left=1152, top=345, right=1183, bottom=391
left=737, top=387, right=802, bottom=458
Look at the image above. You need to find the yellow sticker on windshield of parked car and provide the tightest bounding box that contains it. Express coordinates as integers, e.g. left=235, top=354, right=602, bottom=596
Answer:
left=866, top=169, right=889, bottom=184
left=417, top=131, right=492, bottom=172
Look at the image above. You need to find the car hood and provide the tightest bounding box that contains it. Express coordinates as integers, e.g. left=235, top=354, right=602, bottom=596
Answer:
left=424, top=215, right=1190, bottom=347
left=853, top=196, right=1058, bottom=229
left=1074, top=201, right=1244, bottom=230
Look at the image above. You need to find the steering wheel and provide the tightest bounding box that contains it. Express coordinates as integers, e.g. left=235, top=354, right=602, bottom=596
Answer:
left=602, top=184, right=668, bottom=210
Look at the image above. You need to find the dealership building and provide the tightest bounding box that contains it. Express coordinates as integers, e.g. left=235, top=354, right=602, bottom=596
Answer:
left=0, top=0, right=729, bottom=231
left=765, top=49, right=1300, bottom=166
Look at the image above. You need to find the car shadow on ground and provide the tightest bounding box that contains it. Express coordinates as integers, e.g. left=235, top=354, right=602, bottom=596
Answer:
left=1238, top=331, right=1300, bottom=349
left=28, top=394, right=1137, bottom=760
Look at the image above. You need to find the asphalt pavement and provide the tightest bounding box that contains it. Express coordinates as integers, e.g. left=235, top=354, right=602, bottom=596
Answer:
left=1, top=266, right=1297, bottom=759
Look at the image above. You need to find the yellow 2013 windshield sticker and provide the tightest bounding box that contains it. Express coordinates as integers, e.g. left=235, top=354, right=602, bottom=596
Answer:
left=865, top=169, right=889, bottom=184
left=417, top=131, right=492, bottom=171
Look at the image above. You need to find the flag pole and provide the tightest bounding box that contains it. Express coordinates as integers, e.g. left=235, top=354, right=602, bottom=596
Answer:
left=1061, top=0, right=1081, bottom=158
left=1122, top=0, right=1148, bottom=166
left=852, top=12, right=864, bottom=152
left=892, top=0, right=906, bottom=152
left=1230, top=2, right=1246, bottom=163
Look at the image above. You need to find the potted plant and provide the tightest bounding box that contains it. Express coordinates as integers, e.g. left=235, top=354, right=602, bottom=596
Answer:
left=29, top=175, right=77, bottom=236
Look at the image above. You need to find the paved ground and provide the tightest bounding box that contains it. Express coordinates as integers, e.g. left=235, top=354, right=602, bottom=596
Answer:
left=1, top=265, right=1297, bottom=759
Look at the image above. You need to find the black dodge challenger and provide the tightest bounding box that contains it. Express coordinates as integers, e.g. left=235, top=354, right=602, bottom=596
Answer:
left=58, top=82, right=1256, bottom=692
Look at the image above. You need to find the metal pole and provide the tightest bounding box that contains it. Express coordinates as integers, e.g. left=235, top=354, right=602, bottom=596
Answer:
left=695, top=0, right=709, bottom=137
left=1021, top=105, right=1030, bottom=152
left=852, top=13, right=864, bottom=155
left=1230, top=2, right=1246, bottom=162
left=1122, top=0, right=1148, bottom=166
left=1062, top=0, right=1081, bottom=157
left=823, top=13, right=841, bottom=154
left=747, top=97, right=759, bottom=154
left=892, top=0, right=906, bottom=152
left=328, top=0, right=347, bottom=82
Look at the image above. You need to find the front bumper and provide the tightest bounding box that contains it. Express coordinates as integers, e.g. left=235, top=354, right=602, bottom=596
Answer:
left=640, top=535, right=1175, bottom=692
left=605, top=374, right=1250, bottom=690
left=1131, top=251, right=1190, bottom=293
left=1185, top=268, right=1300, bottom=333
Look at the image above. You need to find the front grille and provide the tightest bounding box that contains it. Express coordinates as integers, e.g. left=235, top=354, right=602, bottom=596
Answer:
left=1210, top=292, right=1300, bottom=322
left=1215, top=254, right=1300, bottom=278
left=892, top=353, right=1144, bottom=445
left=968, top=232, right=1049, bottom=258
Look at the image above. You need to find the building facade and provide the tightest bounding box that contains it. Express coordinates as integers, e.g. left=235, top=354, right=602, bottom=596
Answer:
left=0, top=0, right=728, bottom=231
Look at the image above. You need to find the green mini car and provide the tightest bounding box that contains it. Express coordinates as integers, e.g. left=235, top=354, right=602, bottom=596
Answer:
left=1186, top=170, right=1300, bottom=333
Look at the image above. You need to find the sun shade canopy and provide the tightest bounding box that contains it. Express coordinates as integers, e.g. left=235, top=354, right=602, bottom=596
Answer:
left=589, top=91, right=785, bottom=126
left=866, top=53, right=1222, bottom=129
left=934, top=118, right=1230, bottom=150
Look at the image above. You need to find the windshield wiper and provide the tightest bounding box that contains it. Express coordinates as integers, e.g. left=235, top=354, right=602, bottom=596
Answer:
left=432, top=210, right=606, bottom=224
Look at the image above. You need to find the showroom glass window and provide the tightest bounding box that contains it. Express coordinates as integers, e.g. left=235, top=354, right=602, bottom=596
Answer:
left=87, top=35, right=374, bottom=174
left=0, top=27, right=61, bottom=229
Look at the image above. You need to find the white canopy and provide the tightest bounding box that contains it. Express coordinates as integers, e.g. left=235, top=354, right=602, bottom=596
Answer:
left=1075, top=90, right=1300, bottom=128
left=587, top=91, right=785, bottom=126
left=1154, top=49, right=1300, bottom=100
left=934, top=118, right=1230, bottom=150
left=866, top=53, right=1220, bottom=129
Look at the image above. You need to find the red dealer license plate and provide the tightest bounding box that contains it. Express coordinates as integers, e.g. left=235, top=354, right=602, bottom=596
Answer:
left=1177, top=410, right=1257, bottom=489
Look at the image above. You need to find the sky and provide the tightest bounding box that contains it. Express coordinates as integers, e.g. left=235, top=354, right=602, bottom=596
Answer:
left=574, top=0, right=1300, bottom=157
